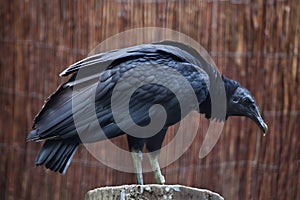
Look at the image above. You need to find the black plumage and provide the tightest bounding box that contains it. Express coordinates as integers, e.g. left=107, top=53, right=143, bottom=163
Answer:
left=28, top=41, right=267, bottom=182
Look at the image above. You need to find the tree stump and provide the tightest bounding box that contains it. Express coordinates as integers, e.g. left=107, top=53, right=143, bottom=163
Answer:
left=86, top=184, right=224, bottom=200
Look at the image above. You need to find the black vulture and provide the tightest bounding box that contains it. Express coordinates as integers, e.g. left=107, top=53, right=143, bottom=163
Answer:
left=28, top=41, right=268, bottom=184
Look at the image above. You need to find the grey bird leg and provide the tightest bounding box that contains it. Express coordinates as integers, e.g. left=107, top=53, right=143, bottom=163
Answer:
left=148, top=153, right=165, bottom=184
left=131, top=150, right=144, bottom=185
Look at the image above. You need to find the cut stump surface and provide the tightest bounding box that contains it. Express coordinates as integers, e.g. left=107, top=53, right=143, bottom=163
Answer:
left=86, top=184, right=224, bottom=200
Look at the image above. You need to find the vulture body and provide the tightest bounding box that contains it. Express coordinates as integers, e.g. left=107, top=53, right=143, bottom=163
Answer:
left=28, top=41, right=267, bottom=184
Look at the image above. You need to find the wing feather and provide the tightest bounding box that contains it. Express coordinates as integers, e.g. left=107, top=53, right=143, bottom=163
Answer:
left=29, top=42, right=210, bottom=143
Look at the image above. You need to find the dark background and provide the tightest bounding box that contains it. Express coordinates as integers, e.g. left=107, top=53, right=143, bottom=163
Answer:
left=0, top=0, right=299, bottom=199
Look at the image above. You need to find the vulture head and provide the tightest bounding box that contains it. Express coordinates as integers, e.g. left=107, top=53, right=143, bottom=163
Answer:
left=223, top=77, right=268, bottom=133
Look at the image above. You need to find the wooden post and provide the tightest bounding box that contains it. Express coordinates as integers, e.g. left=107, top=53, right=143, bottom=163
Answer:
left=86, top=184, right=224, bottom=200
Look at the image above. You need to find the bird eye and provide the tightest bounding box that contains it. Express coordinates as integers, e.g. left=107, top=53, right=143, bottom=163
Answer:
left=232, top=97, right=239, bottom=103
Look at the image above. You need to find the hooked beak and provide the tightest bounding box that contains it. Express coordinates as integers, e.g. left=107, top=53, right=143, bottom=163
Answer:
left=249, top=106, right=268, bottom=134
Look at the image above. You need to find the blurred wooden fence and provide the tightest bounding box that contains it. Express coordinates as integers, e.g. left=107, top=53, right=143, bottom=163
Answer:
left=0, top=0, right=299, bottom=199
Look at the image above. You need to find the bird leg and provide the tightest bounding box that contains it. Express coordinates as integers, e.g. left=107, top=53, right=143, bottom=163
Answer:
left=148, top=153, right=165, bottom=184
left=131, top=150, right=144, bottom=185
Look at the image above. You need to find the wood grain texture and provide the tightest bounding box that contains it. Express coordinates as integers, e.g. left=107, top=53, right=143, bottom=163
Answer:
left=0, top=0, right=299, bottom=199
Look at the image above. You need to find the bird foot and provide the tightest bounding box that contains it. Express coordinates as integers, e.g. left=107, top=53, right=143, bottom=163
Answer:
left=136, top=173, right=144, bottom=185
left=153, top=170, right=165, bottom=184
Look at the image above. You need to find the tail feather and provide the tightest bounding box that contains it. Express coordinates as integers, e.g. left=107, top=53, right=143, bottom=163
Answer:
left=53, top=144, right=77, bottom=173
left=35, top=140, right=79, bottom=174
